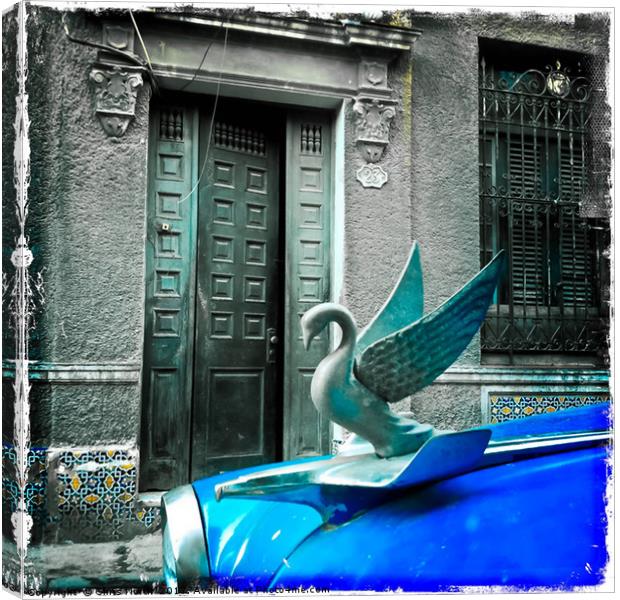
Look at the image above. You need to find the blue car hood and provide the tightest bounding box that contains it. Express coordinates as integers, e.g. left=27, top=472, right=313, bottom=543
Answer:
left=193, top=458, right=328, bottom=590
left=193, top=403, right=610, bottom=591
left=272, top=445, right=608, bottom=590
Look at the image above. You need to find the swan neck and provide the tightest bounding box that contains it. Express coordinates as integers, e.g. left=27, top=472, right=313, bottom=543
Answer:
left=331, top=308, right=356, bottom=354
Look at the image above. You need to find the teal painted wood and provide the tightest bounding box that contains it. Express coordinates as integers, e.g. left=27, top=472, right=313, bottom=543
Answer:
left=284, top=111, right=332, bottom=459
left=191, top=104, right=282, bottom=478
left=140, top=105, right=198, bottom=490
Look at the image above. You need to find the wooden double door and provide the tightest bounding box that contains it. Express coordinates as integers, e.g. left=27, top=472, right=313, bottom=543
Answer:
left=140, top=97, right=332, bottom=490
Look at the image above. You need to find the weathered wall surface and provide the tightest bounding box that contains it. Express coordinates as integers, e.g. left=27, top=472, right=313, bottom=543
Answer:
left=343, top=51, right=414, bottom=329
left=28, top=7, right=150, bottom=365
left=475, top=11, right=609, bottom=54
left=408, top=14, right=480, bottom=367
left=2, top=7, right=18, bottom=275
left=45, top=385, right=140, bottom=447
left=25, top=7, right=150, bottom=445
left=410, top=384, right=482, bottom=431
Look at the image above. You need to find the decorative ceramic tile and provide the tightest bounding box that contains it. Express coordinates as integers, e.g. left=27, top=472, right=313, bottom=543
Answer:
left=488, top=393, right=609, bottom=424
left=3, top=444, right=161, bottom=543
left=47, top=446, right=160, bottom=542
left=134, top=504, right=161, bottom=528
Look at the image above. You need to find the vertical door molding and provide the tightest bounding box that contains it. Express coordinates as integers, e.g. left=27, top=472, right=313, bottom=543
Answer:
left=140, top=105, right=199, bottom=490
left=284, top=111, right=333, bottom=459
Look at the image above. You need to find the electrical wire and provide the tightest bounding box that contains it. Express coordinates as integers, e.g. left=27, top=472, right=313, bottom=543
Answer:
left=62, top=13, right=142, bottom=65
left=128, top=11, right=159, bottom=96
left=145, top=24, right=229, bottom=256
left=177, top=24, right=229, bottom=206
left=129, top=11, right=154, bottom=72
left=65, top=8, right=228, bottom=206
left=177, top=19, right=225, bottom=93
left=61, top=12, right=159, bottom=95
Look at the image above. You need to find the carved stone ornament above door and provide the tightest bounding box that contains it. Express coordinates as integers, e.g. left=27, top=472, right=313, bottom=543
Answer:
left=102, top=21, right=135, bottom=53
left=352, top=97, right=396, bottom=188
left=359, top=60, right=390, bottom=92
left=89, top=63, right=144, bottom=137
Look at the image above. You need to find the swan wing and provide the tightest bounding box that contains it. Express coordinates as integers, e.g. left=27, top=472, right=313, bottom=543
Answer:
left=355, top=251, right=505, bottom=403
left=356, top=242, right=424, bottom=356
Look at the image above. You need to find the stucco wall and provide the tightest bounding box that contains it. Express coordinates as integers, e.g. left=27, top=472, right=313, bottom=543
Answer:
left=25, top=7, right=150, bottom=445
left=409, top=13, right=481, bottom=367
left=2, top=7, right=18, bottom=279
left=343, top=51, right=414, bottom=329
left=410, top=383, right=482, bottom=431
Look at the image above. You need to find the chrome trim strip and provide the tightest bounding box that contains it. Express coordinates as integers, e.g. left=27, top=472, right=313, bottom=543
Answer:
left=161, top=485, right=210, bottom=588
left=488, top=430, right=610, bottom=447
left=480, top=431, right=611, bottom=467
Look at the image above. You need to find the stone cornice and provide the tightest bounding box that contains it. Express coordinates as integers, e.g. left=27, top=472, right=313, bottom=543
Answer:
left=152, top=12, right=421, bottom=52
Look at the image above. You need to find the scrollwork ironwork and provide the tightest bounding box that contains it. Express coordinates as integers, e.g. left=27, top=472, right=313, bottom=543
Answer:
left=483, top=61, right=592, bottom=103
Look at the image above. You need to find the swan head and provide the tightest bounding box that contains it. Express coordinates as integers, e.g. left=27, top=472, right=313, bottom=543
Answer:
left=301, top=304, right=331, bottom=350
left=300, top=303, right=355, bottom=350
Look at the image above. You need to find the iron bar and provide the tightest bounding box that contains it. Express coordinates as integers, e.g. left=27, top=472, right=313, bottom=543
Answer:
left=479, top=56, right=608, bottom=357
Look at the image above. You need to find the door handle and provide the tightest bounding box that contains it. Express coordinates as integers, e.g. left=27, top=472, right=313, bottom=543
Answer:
left=266, top=328, right=278, bottom=363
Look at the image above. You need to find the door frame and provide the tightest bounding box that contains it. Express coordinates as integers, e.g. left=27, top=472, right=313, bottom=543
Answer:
left=140, top=93, right=345, bottom=489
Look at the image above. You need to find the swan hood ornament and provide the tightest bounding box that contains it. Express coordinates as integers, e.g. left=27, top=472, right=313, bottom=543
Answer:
left=300, top=243, right=506, bottom=458
left=214, top=244, right=505, bottom=512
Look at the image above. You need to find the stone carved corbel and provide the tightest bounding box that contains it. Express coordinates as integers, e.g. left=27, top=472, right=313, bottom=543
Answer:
left=353, top=97, right=396, bottom=188
left=89, top=63, right=144, bottom=137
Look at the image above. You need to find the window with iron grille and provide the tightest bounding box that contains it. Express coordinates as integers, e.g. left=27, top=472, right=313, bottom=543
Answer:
left=478, top=41, right=609, bottom=364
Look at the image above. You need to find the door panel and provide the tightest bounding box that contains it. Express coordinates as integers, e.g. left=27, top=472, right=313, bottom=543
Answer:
left=191, top=107, right=282, bottom=478
left=140, top=105, right=198, bottom=490
left=284, top=112, right=332, bottom=458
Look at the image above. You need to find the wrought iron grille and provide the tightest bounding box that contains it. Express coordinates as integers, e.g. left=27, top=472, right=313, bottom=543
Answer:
left=479, top=52, right=609, bottom=360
